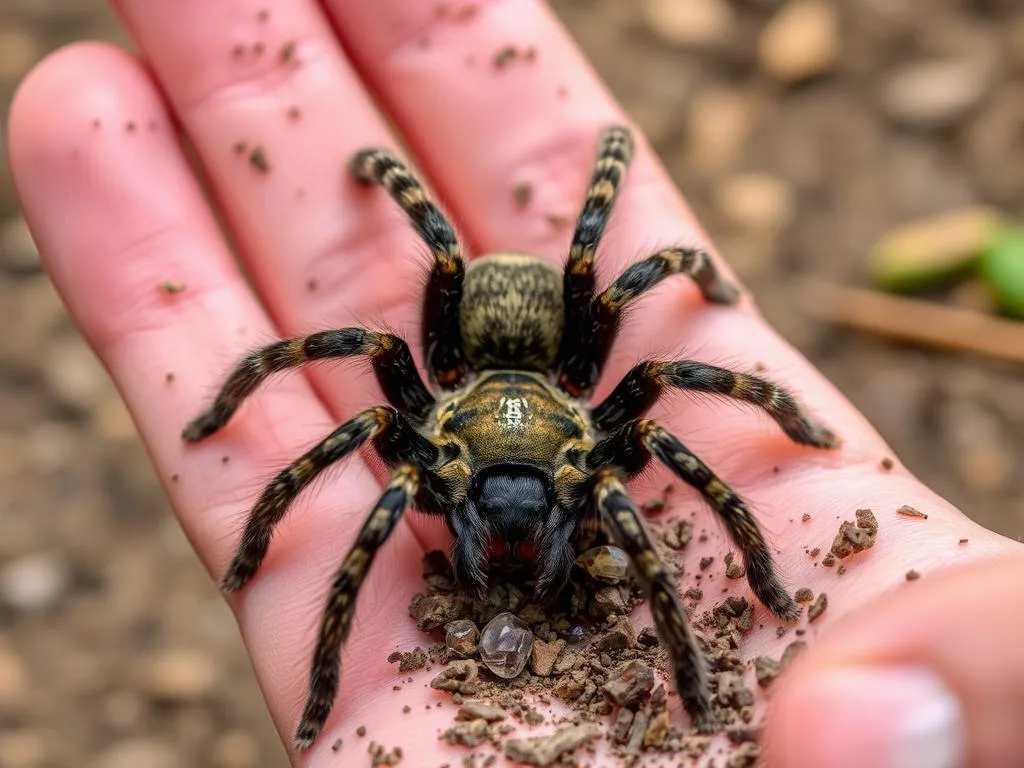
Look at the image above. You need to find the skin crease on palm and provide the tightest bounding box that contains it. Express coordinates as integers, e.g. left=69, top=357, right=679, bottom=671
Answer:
left=7, top=0, right=1024, bottom=766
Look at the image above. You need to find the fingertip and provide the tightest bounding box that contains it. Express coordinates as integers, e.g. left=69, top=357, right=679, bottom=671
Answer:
left=763, top=665, right=967, bottom=768
left=762, top=554, right=1024, bottom=768
left=9, top=42, right=153, bottom=187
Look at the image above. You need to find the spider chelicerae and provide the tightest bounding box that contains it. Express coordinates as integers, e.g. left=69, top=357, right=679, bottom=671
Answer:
left=182, top=125, right=839, bottom=751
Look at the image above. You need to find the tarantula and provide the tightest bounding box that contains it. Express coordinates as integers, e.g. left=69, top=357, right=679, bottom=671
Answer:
left=182, top=126, right=839, bottom=750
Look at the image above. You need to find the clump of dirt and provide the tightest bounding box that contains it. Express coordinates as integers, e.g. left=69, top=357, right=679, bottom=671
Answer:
left=386, top=647, right=428, bottom=673
left=368, top=740, right=403, bottom=766
left=503, top=723, right=601, bottom=766
left=807, top=592, right=828, bottom=623
left=398, top=546, right=782, bottom=766
left=830, top=508, right=879, bottom=559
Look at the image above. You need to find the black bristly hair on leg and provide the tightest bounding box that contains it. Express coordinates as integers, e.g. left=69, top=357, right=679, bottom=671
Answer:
left=293, top=465, right=421, bottom=750
left=182, top=328, right=435, bottom=442
left=586, top=419, right=802, bottom=621
left=348, top=148, right=467, bottom=389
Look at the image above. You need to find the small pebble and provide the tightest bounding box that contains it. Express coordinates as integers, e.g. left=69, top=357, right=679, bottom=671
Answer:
left=641, top=0, right=733, bottom=48
left=211, top=731, right=260, bottom=768
left=142, top=649, right=219, bottom=703
left=0, top=216, right=40, bottom=273
left=445, top=619, right=480, bottom=657
left=94, top=739, right=183, bottom=768
left=713, top=173, right=795, bottom=231
left=603, top=660, right=654, bottom=706
left=882, top=58, right=993, bottom=129
left=758, top=1, right=839, bottom=83
left=0, top=553, right=70, bottom=612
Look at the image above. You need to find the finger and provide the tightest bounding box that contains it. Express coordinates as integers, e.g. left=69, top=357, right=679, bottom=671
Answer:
left=762, top=553, right=1024, bottom=768
left=7, top=43, right=435, bottom=757
left=110, top=0, right=440, bottom=416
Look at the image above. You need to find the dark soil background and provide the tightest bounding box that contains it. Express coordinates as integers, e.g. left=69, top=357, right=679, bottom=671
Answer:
left=1, top=1, right=1022, bottom=766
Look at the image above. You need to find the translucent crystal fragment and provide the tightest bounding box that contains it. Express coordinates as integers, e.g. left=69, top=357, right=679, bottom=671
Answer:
left=576, top=545, right=630, bottom=584
left=478, top=612, right=534, bottom=679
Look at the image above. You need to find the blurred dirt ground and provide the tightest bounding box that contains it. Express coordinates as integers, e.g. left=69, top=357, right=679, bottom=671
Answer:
left=1, top=1, right=1022, bottom=766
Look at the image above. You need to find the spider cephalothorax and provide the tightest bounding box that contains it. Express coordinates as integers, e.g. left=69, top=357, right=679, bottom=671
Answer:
left=182, top=126, right=839, bottom=750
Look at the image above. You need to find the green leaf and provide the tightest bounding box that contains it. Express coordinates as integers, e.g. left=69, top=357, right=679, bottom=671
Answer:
left=981, top=224, right=1024, bottom=318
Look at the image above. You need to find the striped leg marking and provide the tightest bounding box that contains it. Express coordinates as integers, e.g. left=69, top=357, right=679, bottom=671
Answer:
left=293, top=465, right=420, bottom=750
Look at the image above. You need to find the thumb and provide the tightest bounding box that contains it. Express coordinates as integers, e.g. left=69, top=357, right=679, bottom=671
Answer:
left=761, top=552, right=1024, bottom=768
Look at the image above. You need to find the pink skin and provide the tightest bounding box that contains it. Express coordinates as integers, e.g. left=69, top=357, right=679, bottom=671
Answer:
left=7, top=1, right=1023, bottom=765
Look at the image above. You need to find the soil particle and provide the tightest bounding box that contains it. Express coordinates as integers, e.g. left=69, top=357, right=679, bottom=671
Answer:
left=443, top=719, right=491, bottom=747
left=717, top=671, right=754, bottom=709
left=157, top=280, right=186, bottom=295
left=387, top=647, right=427, bottom=674
left=356, top=726, right=367, bottom=737
left=493, top=45, right=517, bottom=69
left=906, top=569, right=921, bottom=581
left=807, top=593, right=828, bottom=623
left=897, top=504, right=928, bottom=520
left=592, top=585, right=629, bottom=616
left=431, top=661, right=479, bottom=695
left=725, top=561, right=745, bottom=579
left=457, top=702, right=506, bottom=722
left=794, top=587, right=814, bottom=603
left=512, top=182, right=532, bottom=208
left=279, top=40, right=296, bottom=64
left=445, top=619, right=480, bottom=657
left=410, top=592, right=471, bottom=631
left=248, top=146, right=269, bottom=172
left=643, top=710, right=670, bottom=748
left=368, top=741, right=403, bottom=766
left=594, top=615, right=636, bottom=652
left=502, top=723, right=601, bottom=767
left=663, top=518, right=693, bottom=550
left=726, top=741, right=761, bottom=767
left=602, top=659, right=655, bottom=706
left=753, top=655, right=781, bottom=688
left=528, top=638, right=564, bottom=677
left=780, top=640, right=807, bottom=668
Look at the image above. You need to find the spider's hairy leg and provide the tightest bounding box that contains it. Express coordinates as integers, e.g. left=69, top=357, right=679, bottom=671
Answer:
left=220, top=407, right=441, bottom=592
left=555, top=125, right=635, bottom=393
left=348, top=148, right=466, bottom=388
left=293, top=465, right=420, bottom=751
left=592, top=360, right=840, bottom=449
left=591, top=469, right=718, bottom=732
left=559, top=247, right=739, bottom=394
left=587, top=420, right=801, bottom=621
left=182, top=329, right=434, bottom=442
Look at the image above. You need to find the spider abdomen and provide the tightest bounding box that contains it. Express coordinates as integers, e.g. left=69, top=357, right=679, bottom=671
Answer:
left=459, top=253, right=563, bottom=372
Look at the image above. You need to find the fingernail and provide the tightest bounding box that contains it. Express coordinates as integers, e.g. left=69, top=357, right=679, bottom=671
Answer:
left=777, top=666, right=966, bottom=768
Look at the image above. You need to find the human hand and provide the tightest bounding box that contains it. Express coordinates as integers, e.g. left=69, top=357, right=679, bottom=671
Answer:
left=9, top=1, right=1022, bottom=766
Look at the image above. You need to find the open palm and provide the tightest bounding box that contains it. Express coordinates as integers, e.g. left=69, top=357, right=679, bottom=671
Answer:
left=10, top=2, right=1022, bottom=766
